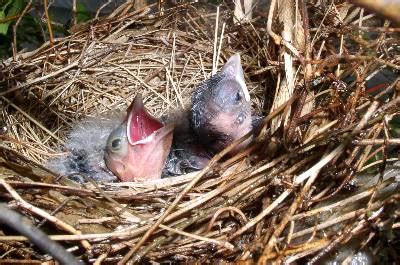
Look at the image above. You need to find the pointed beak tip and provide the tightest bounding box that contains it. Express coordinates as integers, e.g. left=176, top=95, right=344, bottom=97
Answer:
left=229, top=53, right=241, bottom=65
left=233, top=53, right=241, bottom=60
left=126, top=94, right=165, bottom=145
left=130, top=94, right=144, bottom=111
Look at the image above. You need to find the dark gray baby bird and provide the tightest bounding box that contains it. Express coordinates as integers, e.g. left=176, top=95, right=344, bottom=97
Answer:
left=164, top=53, right=253, bottom=175
left=191, top=53, right=252, bottom=156
left=47, top=115, right=121, bottom=183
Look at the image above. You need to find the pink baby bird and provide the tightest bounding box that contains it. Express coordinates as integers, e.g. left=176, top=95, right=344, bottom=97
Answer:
left=104, top=94, right=173, bottom=182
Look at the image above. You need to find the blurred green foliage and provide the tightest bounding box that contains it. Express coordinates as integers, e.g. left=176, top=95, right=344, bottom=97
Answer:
left=0, top=0, right=92, bottom=60
left=0, top=0, right=25, bottom=35
left=76, top=2, right=91, bottom=24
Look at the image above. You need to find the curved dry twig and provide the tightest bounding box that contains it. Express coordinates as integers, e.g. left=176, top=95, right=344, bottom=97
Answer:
left=205, top=206, right=248, bottom=234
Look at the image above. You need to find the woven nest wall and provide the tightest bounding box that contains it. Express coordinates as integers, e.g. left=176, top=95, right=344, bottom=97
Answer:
left=0, top=1, right=400, bottom=264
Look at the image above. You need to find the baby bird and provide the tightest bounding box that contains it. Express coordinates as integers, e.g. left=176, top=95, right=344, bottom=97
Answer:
left=104, top=95, right=173, bottom=182
left=191, top=53, right=252, bottom=155
left=163, top=111, right=211, bottom=176
left=47, top=114, right=122, bottom=183
left=47, top=95, right=174, bottom=183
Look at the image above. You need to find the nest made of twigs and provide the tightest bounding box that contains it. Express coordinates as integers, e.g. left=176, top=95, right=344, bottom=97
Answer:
left=1, top=1, right=400, bottom=264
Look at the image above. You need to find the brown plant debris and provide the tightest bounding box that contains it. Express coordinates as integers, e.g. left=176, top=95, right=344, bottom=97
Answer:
left=0, top=1, right=399, bottom=264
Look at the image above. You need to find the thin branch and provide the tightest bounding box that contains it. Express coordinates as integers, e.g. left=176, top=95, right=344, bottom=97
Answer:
left=12, top=0, right=32, bottom=60
left=0, top=204, right=81, bottom=265
left=0, top=179, right=91, bottom=250
left=43, top=0, right=54, bottom=45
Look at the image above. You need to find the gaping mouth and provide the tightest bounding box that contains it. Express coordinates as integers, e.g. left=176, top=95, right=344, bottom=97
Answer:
left=126, top=94, right=172, bottom=145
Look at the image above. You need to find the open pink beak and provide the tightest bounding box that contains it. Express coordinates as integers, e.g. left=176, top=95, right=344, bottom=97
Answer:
left=104, top=95, right=173, bottom=182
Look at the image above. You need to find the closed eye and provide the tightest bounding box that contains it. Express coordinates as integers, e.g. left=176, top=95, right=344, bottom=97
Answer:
left=235, top=92, right=242, bottom=102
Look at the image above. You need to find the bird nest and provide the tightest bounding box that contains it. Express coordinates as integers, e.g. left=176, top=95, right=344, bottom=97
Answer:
left=1, top=1, right=400, bottom=263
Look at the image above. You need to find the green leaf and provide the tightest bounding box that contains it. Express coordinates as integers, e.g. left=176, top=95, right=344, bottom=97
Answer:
left=0, top=0, right=13, bottom=12
left=0, top=0, right=25, bottom=35
left=6, top=0, right=25, bottom=17
left=0, top=10, right=7, bottom=34
left=76, top=1, right=90, bottom=24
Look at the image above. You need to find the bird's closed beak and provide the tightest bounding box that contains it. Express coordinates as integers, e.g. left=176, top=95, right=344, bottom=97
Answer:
left=191, top=53, right=252, bottom=155
left=105, top=95, right=173, bottom=182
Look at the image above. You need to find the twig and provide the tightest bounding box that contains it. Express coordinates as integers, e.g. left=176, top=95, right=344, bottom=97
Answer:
left=71, top=0, right=77, bottom=27
left=350, top=0, right=400, bottom=23
left=43, top=0, right=54, bottom=46
left=215, top=22, right=226, bottom=70
left=159, top=224, right=234, bottom=250
left=1, top=96, right=63, bottom=143
left=119, top=123, right=254, bottom=263
left=266, top=0, right=302, bottom=59
left=353, top=138, right=400, bottom=145
left=206, top=206, right=248, bottom=233
left=212, top=6, right=220, bottom=75
left=12, top=0, right=32, bottom=60
left=0, top=230, right=148, bottom=241
left=0, top=204, right=81, bottom=265
left=95, top=0, right=112, bottom=19
left=94, top=253, right=108, bottom=265
left=4, top=181, right=93, bottom=196
left=0, top=179, right=91, bottom=250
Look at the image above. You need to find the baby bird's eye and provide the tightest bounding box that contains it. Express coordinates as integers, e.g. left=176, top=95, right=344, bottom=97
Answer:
left=111, top=138, right=122, bottom=149
left=106, top=125, right=128, bottom=156
left=235, top=91, right=242, bottom=102
left=107, top=136, right=125, bottom=153
left=236, top=112, right=246, bottom=124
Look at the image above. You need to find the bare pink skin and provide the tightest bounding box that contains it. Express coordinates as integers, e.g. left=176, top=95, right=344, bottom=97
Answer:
left=104, top=95, right=173, bottom=182
left=210, top=111, right=252, bottom=155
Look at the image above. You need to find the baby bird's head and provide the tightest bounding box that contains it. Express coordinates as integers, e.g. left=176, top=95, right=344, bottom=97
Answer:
left=191, top=54, right=252, bottom=155
left=105, top=95, right=173, bottom=182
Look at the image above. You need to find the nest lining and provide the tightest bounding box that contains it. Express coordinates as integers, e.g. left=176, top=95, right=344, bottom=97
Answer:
left=0, top=1, right=399, bottom=264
